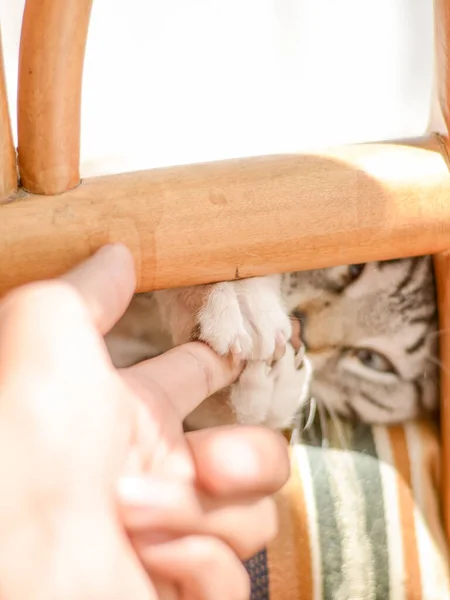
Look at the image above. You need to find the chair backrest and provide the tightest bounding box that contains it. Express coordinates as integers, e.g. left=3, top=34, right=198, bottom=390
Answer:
left=1, top=0, right=450, bottom=543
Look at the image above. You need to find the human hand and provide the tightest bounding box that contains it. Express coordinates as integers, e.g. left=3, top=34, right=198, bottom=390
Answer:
left=0, top=244, right=290, bottom=600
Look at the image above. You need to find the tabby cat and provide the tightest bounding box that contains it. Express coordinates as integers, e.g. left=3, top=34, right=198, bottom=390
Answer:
left=105, top=256, right=439, bottom=430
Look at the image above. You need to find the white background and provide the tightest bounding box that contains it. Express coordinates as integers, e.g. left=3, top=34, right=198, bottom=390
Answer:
left=0, top=0, right=445, bottom=178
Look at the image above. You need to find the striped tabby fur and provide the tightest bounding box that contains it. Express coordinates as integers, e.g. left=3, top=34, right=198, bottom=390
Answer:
left=283, top=257, right=439, bottom=424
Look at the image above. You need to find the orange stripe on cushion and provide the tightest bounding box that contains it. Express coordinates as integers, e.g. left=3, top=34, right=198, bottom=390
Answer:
left=267, top=448, right=314, bottom=600
left=405, top=421, right=450, bottom=599
left=389, top=426, right=422, bottom=600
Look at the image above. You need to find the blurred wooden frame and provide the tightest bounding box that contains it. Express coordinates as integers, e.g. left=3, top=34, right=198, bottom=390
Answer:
left=1, top=0, right=450, bottom=542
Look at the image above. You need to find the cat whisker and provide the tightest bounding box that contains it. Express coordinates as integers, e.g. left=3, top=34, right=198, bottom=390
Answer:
left=289, top=354, right=314, bottom=446
left=318, top=397, right=351, bottom=451
left=316, top=400, right=330, bottom=448
left=290, top=395, right=317, bottom=447
left=303, top=396, right=317, bottom=431
left=425, top=354, right=450, bottom=378
left=289, top=414, right=302, bottom=447
left=422, top=327, right=450, bottom=343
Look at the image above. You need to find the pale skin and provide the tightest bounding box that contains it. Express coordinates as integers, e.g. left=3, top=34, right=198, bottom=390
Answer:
left=0, top=244, right=289, bottom=600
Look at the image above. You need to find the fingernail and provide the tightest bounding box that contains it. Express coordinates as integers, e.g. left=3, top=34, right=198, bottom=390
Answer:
left=96, top=242, right=130, bottom=257
left=276, top=331, right=287, bottom=345
left=95, top=243, right=116, bottom=255
left=231, top=339, right=242, bottom=356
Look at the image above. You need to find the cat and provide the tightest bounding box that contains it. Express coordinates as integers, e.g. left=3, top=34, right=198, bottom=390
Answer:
left=105, top=256, right=439, bottom=430
left=283, top=257, right=438, bottom=425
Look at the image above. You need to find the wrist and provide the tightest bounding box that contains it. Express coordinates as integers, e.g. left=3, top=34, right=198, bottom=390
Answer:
left=0, top=421, right=116, bottom=599
left=0, top=503, right=121, bottom=600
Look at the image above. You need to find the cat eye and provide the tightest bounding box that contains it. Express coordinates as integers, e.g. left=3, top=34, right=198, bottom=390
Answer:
left=352, top=348, right=396, bottom=374
left=334, top=263, right=366, bottom=292
left=348, top=263, right=365, bottom=282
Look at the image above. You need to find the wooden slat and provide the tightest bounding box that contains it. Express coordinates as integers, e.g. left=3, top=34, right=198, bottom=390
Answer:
left=0, top=29, right=17, bottom=201
left=17, top=0, right=93, bottom=195
left=0, top=135, right=449, bottom=296
left=434, top=0, right=450, bottom=546
left=433, top=254, right=450, bottom=542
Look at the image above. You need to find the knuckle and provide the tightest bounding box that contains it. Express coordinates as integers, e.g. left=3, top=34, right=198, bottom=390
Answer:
left=229, top=563, right=251, bottom=600
left=235, top=498, right=279, bottom=559
left=187, top=536, right=251, bottom=598
left=261, top=429, right=291, bottom=488
left=258, top=497, right=279, bottom=543
left=187, top=536, right=224, bottom=569
left=180, top=344, right=216, bottom=396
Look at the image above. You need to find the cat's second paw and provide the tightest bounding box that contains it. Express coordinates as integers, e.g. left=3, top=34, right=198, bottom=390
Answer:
left=198, top=277, right=292, bottom=363
left=230, top=345, right=312, bottom=427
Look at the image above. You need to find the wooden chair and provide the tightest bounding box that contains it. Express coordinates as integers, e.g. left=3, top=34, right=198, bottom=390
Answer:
left=1, top=0, right=450, bottom=545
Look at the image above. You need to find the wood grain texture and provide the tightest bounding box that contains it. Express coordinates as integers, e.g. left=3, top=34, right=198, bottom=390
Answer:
left=17, top=0, right=93, bottom=195
left=433, top=253, right=450, bottom=542
left=0, top=30, right=17, bottom=201
left=0, top=135, right=449, bottom=296
left=436, top=0, right=450, bottom=134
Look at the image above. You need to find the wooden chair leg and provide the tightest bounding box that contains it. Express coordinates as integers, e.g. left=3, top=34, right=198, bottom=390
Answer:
left=17, top=0, right=93, bottom=195
left=433, top=255, right=450, bottom=542
left=0, top=29, right=17, bottom=202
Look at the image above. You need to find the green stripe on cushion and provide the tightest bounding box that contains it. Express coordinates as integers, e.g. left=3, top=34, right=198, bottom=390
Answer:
left=352, top=425, right=390, bottom=600
left=306, top=445, right=343, bottom=599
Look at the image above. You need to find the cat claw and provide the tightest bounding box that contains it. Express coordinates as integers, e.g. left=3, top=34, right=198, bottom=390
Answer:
left=273, top=331, right=287, bottom=361
left=295, top=345, right=306, bottom=369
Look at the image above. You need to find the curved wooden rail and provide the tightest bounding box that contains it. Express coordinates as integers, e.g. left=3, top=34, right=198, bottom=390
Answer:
left=17, top=0, right=93, bottom=195
left=0, top=30, right=17, bottom=201
left=0, top=136, right=449, bottom=295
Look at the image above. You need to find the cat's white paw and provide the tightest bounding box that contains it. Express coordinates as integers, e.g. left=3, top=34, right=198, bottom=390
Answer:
left=264, top=347, right=313, bottom=428
left=197, top=276, right=309, bottom=428
left=230, top=345, right=312, bottom=427
left=198, top=276, right=292, bottom=362
left=197, top=282, right=253, bottom=357
left=230, top=362, right=276, bottom=424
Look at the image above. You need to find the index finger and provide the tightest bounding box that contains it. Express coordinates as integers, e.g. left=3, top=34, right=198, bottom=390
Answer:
left=124, top=342, right=243, bottom=419
left=61, top=244, right=136, bottom=334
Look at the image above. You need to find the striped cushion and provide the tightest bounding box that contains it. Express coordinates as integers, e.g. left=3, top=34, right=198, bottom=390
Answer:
left=246, top=419, right=450, bottom=599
